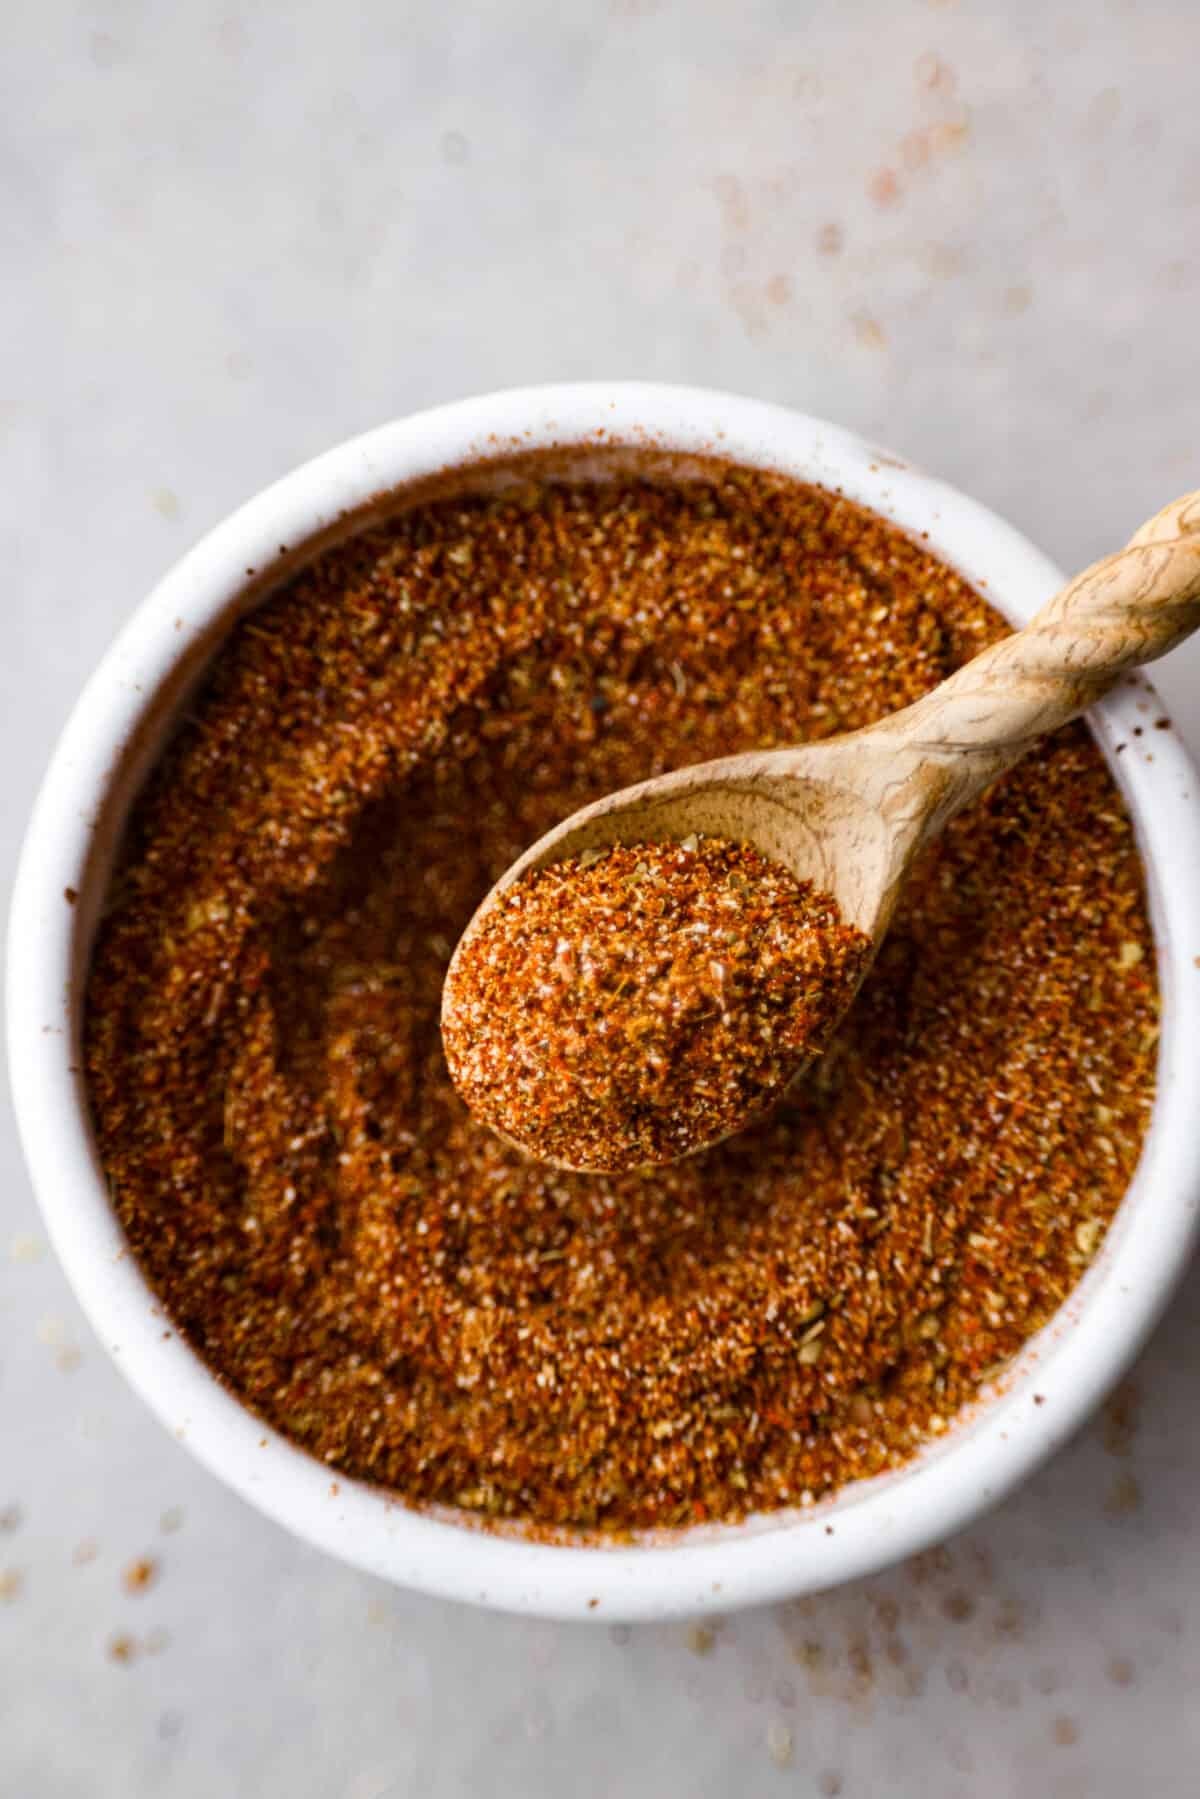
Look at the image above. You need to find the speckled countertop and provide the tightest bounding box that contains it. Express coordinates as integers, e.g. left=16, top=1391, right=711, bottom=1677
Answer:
left=5, top=2, right=1200, bottom=1794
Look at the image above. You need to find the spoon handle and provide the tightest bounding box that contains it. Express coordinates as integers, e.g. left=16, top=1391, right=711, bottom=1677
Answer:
left=877, top=490, right=1200, bottom=818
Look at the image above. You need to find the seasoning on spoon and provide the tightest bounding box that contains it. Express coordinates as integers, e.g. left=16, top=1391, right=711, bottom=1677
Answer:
left=441, top=836, right=872, bottom=1171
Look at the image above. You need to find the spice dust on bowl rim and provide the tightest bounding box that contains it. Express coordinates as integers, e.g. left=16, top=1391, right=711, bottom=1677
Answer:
left=10, top=383, right=1200, bottom=1621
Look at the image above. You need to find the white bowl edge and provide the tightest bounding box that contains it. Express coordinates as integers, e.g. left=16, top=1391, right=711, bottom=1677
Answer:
left=9, top=382, right=1200, bottom=1621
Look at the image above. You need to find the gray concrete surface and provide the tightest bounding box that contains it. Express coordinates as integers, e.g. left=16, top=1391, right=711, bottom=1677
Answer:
left=4, top=2, right=1200, bottom=1793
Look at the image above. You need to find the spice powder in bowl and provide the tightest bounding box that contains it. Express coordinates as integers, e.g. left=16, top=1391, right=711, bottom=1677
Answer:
left=85, top=468, right=1158, bottom=1534
left=442, top=838, right=872, bottom=1171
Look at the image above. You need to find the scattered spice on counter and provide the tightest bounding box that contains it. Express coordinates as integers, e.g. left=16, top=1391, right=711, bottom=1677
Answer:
left=1104, top=1470, right=1142, bottom=1517
left=1102, top=1380, right=1140, bottom=1457
left=766, top=1719, right=794, bottom=1768
left=84, top=465, right=1158, bottom=1533
left=443, top=839, right=869, bottom=1170
left=122, top=1557, right=159, bottom=1595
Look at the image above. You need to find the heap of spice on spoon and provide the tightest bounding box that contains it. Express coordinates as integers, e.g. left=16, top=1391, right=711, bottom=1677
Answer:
left=442, top=492, right=1200, bottom=1172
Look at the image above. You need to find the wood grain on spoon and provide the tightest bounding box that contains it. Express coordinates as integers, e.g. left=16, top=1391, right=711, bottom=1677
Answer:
left=442, top=491, right=1200, bottom=1168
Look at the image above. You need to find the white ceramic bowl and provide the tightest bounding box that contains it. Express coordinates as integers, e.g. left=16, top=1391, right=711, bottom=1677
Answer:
left=10, top=384, right=1200, bottom=1621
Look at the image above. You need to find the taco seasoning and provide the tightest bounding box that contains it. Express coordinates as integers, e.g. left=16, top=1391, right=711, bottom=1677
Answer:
left=84, top=466, right=1158, bottom=1533
left=442, top=838, right=871, bottom=1171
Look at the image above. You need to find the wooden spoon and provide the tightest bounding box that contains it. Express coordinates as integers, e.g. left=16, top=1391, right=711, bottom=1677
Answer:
left=444, top=490, right=1200, bottom=1159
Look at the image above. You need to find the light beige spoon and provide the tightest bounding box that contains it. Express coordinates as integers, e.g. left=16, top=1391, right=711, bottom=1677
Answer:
left=444, top=491, right=1200, bottom=1161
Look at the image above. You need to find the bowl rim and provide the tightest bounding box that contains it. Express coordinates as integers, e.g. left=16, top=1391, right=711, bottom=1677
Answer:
left=9, top=381, right=1200, bottom=1621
